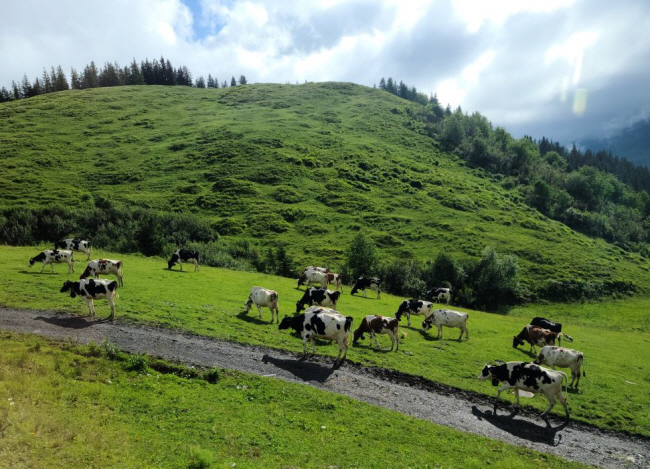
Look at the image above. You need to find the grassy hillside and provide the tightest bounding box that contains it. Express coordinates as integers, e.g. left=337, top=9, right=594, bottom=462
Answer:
left=0, top=331, right=588, bottom=468
left=1, top=84, right=649, bottom=291
left=2, top=246, right=648, bottom=436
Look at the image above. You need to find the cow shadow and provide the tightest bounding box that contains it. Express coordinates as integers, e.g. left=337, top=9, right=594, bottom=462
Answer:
left=471, top=405, right=568, bottom=446
left=514, top=348, right=538, bottom=359
left=261, top=354, right=338, bottom=381
left=351, top=341, right=394, bottom=354
left=236, top=310, right=272, bottom=326
left=163, top=268, right=189, bottom=274
left=34, top=314, right=100, bottom=329
left=19, top=270, right=64, bottom=275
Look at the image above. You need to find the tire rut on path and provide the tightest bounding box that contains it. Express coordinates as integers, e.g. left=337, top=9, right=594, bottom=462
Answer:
left=1, top=307, right=648, bottom=469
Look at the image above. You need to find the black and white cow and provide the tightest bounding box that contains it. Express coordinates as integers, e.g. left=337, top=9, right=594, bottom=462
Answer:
left=395, top=299, right=433, bottom=327
left=534, top=346, right=586, bottom=388
left=244, top=286, right=280, bottom=323
left=426, top=287, right=451, bottom=304
left=29, top=249, right=75, bottom=273
left=353, top=315, right=400, bottom=351
left=297, top=267, right=328, bottom=289
left=167, top=249, right=200, bottom=271
left=479, top=361, right=569, bottom=420
left=55, top=238, right=92, bottom=261
left=350, top=277, right=381, bottom=299
left=422, top=309, right=469, bottom=340
left=60, top=279, right=118, bottom=321
left=530, top=317, right=562, bottom=333
left=296, top=287, right=341, bottom=313
left=80, top=259, right=124, bottom=287
left=278, top=307, right=353, bottom=363
left=326, top=272, right=343, bottom=292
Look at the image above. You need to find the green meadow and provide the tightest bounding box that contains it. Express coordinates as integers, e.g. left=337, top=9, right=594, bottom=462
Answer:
left=1, top=84, right=649, bottom=292
left=2, top=245, right=648, bottom=437
left=0, top=331, right=588, bottom=468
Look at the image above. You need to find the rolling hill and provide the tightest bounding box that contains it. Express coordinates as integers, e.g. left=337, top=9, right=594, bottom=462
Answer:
left=1, top=83, right=648, bottom=292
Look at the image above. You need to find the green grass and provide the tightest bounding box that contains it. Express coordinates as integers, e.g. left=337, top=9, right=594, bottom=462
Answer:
left=1, top=83, right=649, bottom=292
left=0, top=331, right=588, bottom=468
left=2, top=245, right=648, bottom=437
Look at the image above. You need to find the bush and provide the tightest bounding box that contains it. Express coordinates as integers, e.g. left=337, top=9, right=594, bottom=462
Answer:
left=100, top=340, right=120, bottom=360
left=345, top=233, right=378, bottom=280
left=203, top=367, right=220, bottom=384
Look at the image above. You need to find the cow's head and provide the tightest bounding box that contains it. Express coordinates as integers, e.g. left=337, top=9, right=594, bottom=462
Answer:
left=244, top=296, right=253, bottom=312
left=350, top=284, right=359, bottom=296
left=560, top=332, right=573, bottom=343
left=79, top=266, right=93, bottom=279
left=512, top=336, right=524, bottom=348
left=533, top=352, right=544, bottom=366
left=352, top=327, right=365, bottom=343
left=295, top=301, right=306, bottom=314
left=60, top=280, right=79, bottom=298
left=478, top=365, right=500, bottom=386
left=29, top=257, right=36, bottom=267
left=278, top=315, right=292, bottom=330
left=422, top=317, right=433, bottom=331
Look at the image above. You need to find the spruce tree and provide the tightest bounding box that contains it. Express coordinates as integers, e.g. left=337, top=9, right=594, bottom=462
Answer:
left=42, top=68, right=53, bottom=93
left=70, top=67, right=82, bottom=89
left=239, top=75, right=247, bottom=85
left=195, top=76, right=206, bottom=88
left=230, top=76, right=237, bottom=86
left=207, top=74, right=215, bottom=88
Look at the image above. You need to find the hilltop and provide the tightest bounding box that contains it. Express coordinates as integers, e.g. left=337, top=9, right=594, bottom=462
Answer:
left=0, top=83, right=648, bottom=292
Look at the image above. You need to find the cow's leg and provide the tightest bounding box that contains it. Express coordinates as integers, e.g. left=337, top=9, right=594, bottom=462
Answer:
left=335, top=339, right=343, bottom=362
left=387, top=330, right=396, bottom=351
left=513, top=389, right=521, bottom=408
left=311, top=336, right=317, bottom=355
left=51, top=262, right=55, bottom=274
left=256, top=304, right=263, bottom=319
left=108, top=296, right=115, bottom=321
left=377, top=289, right=381, bottom=300
left=557, top=390, right=570, bottom=420
left=464, top=326, right=469, bottom=340
left=302, top=336, right=309, bottom=356
left=437, top=325, right=443, bottom=340
left=370, top=332, right=381, bottom=348
left=540, top=394, right=557, bottom=419
left=363, top=289, right=367, bottom=298
left=407, top=312, right=411, bottom=328
left=86, top=298, right=95, bottom=317
left=341, top=336, right=348, bottom=360
left=457, top=328, right=464, bottom=341
left=495, top=384, right=511, bottom=414
left=40, top=262, right=46, bottom=273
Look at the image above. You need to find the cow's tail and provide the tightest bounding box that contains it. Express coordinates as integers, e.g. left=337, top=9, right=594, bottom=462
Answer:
left=580, top=353, right=586, bottom=377
left=559, top=370, right=569, bottom=402
left=344, top=316, right=353, bottom=332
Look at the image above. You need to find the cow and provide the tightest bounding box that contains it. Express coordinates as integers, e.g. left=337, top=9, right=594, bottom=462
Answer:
left=244, top=286, right=280, bottom=323
left=422, top=309, right=469, bottom=340
left=353, top=315, right=400, bottom=351
left=297, top=267, right=328, bottom=289
left=426, top=287, right=451, bottom=305
left=80, top=259, right=124, bottom=287
left=534, top=346, right=586, bottom=388
left=29, top=249, right=74, bottom=274
left=530, top=317, right=562, bottom=333
left=350, top=277, right=381, bottom=299
left=395, top=299, right=434, bottom=327
left=60, top=279, right=118, bottom=321
left=167, top=249, right=200, bottom=271
left=278, top=306, right=353, bottom=364
left=54, top=238, right=92, bottom=261
left=479, top=361, right=569, bottom=421
left=296, top=288, right=341, bottom=313
left=512, top=325, right=573, bottom=354
left=326, top=272, right=343, bottom=292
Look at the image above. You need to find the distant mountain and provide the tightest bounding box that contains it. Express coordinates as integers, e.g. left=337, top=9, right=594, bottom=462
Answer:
left=581, top=118, right=650, bottom=167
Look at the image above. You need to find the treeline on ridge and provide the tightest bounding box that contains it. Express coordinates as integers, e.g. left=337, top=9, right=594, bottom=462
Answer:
left=0, top=56, right=247, bottom=102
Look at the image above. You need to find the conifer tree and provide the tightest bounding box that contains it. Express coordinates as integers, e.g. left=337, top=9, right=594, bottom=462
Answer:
left=0, top=87, right=11, bottom=102
left=42, top=68, right=53, bottom=93
left=11, top=80, right=21, bottom=100
left=230, top=76, right=237, bottom=86
left=128, top=59, right=144, bottom=85
left=239, top=75, right=247, bottom=85
left=195, top=76, right=206, bottom=88
left=70, top=67, right=82, bottom=89
left=21, top=74, right=33, bottom=98
left=207, top=74, right=215, bottom=88
left=82, top=62, right=99, bottom=88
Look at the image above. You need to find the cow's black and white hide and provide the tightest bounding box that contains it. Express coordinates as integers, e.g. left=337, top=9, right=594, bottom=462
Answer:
left=60, top=279, right=118, bottom=321
left=29, top=249, right=74, bottom=274
left=55, top=238, right=92, bottom=261
left=295, top=288, right=341, bottom=313
left=168, top=249, right=200, bottom=271
left=350, top=277, right=381, bottom=299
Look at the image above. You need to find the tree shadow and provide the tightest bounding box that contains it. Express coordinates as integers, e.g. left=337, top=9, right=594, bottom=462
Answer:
left=471, top=405, right=568, bottom=446
left=261, top=354, right=338, bottom=381
left=236, top=310, right=272, bottom=325
left=33, top=314, right=101, bottom=329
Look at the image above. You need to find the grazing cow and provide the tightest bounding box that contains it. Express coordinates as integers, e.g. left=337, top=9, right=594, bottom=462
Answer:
left=479, top=362, right=569, bottom=420
left=353, top=315, right=400, bottom=351
left=422, top=309, right=469, bottom=340
left=326, top=272, right=343, bottom=292
left=350, top=277, right=381, bottom=299
left=167, top=249, right=200, bottom=271
left=426, top=287, right=451, bottom=305
left=296, top=288, right=341, bottom=313
left=60, top=279, right=118, bottom=321
left=512, top=325, right=573, bottom=354
left=278, top=307, right=353, bottom=363
left=297, top=267, right=328, bottom=289
left=534, top=346, right=586, bottom=387
left=80, top=259, right=124, bottom=287
left=244, top=286, right=280, bottom=323
left=395, top=299, right=434, bottom=327
left=54, top=238, right=92, bottom=261
left=530, top=317, right=562, bottom=333
left=29, top=249, right=74, bottom=274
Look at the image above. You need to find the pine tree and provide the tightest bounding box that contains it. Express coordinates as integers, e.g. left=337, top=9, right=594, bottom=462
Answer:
left=195, top=76, right=206, bottom=88
left=0, top=86, right=11, bottom=102
left=230, top=76, right=237, bottom=87
left=99, top=62, right=119, bottom=87
left=11, top=80, right=22, bottom=100
left=42, top=68, right=53, bottom=93
left=207, top=74, right=215, bottom=88
left=21, top=74, right=33, bottom=98
left=70, top=67, right=82, bottom=89
left=239, top=75, right=247, bottom=85
left=128, top=59, right=144, bottom=85
left=82, top=62, right=99, bottom=88
left=222, top=80, right=228, bottom=88
left=31, top=77, right=42, bottom=96
left=379, top=77, right=386, bottom=90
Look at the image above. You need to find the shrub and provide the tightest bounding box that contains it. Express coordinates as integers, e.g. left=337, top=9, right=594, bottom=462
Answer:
left=126, top=353, right=149, bottom=373
left=203, top=367, right=220, bottom=384
left=345, top=233, right=378, bottom=280
left=100, top=340, right=120, bottom=360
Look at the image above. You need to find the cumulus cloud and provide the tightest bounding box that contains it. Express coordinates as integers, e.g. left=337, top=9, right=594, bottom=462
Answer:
left=1, top=0, right=648, bottom=146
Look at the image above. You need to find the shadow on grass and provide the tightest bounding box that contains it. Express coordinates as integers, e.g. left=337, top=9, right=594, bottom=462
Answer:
left=513, top=348, right=538, bottom=359
left=352, top=341, right=395, bottom=353
left=19, top=270, right=65, bottom=275
left=261, top=353, right=337, bottom=381
left=236, top=310, right=273, bottom=326
left=471, top=405, right=569, bottom=446
left=34, top=314, right=101, bottom=329
left=162, top=268, right=189, bottom=273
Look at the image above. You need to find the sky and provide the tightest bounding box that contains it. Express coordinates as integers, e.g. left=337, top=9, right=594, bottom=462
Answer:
left=1, top=0, right=650, bottom=148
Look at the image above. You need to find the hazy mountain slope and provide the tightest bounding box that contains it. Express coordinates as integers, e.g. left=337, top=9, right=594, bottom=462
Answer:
left=1, top=83, right=648, bottom=289
left=581, top=118, right=650, bottom=166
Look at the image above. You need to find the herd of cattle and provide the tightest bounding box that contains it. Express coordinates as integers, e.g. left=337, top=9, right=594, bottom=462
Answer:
left=28, top=241, right=585, bottom=421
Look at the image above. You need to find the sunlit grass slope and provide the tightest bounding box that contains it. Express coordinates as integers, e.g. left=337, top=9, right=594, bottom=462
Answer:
left=2, top=246, right=648, bottom=436
left=1, top=84, right=649, bottom=290
left=0, top=331, right=589, bottom=468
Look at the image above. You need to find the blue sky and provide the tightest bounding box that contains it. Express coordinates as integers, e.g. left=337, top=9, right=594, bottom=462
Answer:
left=1, top=0, right=649, bottom=149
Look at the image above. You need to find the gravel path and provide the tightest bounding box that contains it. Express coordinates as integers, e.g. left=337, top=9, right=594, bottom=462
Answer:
left=1, top=307, right=648, bottom=468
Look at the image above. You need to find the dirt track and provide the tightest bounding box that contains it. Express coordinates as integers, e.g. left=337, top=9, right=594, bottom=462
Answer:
left=1, top=307, right=648, bottom=468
